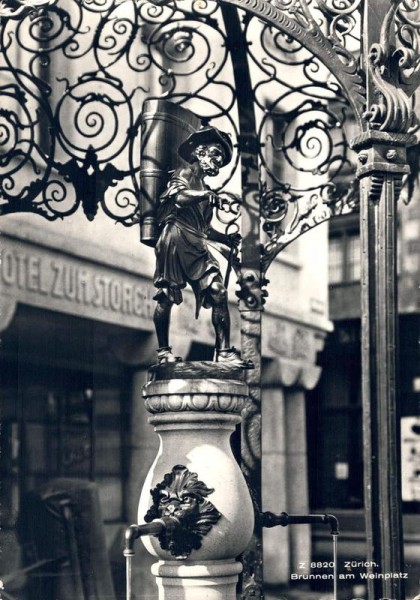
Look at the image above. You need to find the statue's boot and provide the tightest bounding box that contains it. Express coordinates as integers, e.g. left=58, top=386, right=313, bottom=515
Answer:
left=216, top=347, right=254, bottom=369
left=157, top=346, right=183, bottom=364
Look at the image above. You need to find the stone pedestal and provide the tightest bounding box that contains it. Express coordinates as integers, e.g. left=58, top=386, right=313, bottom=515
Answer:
left=152, top=560, right=242, bottom=600
left=137, top=364, right=254, bottom=600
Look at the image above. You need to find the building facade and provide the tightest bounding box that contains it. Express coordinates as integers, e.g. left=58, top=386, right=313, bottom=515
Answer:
left=307, top=195, right=420, bottom=598
left=0, top=210, right=331, bottom=598
left=3, top=2, right=417, bottom=598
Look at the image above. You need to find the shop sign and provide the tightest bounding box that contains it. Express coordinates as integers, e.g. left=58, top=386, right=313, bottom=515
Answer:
left=401, top=416, right=420, bottom=501
left=0, top=236, right=155, bottom=331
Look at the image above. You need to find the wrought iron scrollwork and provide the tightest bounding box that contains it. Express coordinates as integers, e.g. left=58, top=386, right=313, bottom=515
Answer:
left=0, top=0, right=240, bottom=225
left=3, top=0, right=418, bottom=271
left=395, top=0, right=420, bottom=95
left=364, top=0, right=420, bottom=133
left=1, top=0, right=360, bottom=260
left=241, top=11, right=359, bottom=271
left=0, top=0, right=57, bottom=19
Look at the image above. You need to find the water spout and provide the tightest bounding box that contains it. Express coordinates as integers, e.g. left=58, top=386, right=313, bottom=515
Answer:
left=261, top=511, right=339, bottom=535
left=261, top=511, right=340, bottom=600
left=123, top=519, right=177, bottom=600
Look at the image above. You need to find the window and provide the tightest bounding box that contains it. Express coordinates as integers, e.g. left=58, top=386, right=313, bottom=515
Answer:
left=329, top=220, right=403, bottom=284
left=328, top=230, right=361, bottom=284
left=306, top=321, right=364, bottom=510
left=329, top=236, right=345, bottom=283
left=347, top=234, right=361, bottom=281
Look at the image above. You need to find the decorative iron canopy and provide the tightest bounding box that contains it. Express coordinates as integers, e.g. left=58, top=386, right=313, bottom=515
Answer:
left=2, top=4, right=420, bottom=600
left=0, top=0, right=419, bottom=272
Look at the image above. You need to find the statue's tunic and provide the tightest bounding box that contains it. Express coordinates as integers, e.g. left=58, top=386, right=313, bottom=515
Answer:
left=153, top=167, right=222, bottom=316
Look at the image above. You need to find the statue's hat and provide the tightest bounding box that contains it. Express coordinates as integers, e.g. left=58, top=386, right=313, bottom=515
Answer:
left=178, top=126, right=233, bottom=166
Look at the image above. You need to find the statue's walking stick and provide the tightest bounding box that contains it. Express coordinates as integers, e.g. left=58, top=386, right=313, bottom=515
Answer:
left=224, top=243, right=238, bottom=289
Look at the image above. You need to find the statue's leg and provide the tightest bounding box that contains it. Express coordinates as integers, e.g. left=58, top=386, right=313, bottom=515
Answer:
left=209, top=280, right=230, bottom=350
left=208, top=279, right=254, bottom=368
left=153, top=294, right=173, bottom=350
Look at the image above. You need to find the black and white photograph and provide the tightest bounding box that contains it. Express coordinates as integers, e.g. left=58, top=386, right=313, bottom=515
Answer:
left=0, top=1, right=419, bottom=599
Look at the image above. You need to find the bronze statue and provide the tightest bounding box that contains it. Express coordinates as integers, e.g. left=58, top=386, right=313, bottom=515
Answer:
left=151, top=125, right=247, bottom=366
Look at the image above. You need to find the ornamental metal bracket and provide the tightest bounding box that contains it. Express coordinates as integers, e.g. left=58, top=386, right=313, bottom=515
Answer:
left=363, top=0, right=420, bottom=133
left=236, top=269, right=269, bottom=312
left=374, top=0, right=420, bottom=98
left=143, top=465, right=221, bottom=560
left=351, top=130, right=417, bottom=202
left=354, top=1, right=420, bottom=204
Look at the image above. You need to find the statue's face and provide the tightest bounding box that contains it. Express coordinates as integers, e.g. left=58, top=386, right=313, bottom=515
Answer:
left=193, top=143, right=225, bottom=176
left=157, top=490, right=200, bottom=520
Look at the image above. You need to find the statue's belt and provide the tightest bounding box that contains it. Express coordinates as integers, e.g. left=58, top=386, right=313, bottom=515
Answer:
left=163, top=218, right=208, bottom=240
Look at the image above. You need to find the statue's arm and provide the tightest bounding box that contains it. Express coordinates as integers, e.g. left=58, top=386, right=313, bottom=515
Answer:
left=207, top=227, right=241, bottom=248
left=168, top=168, right=216, bottom=206
left=207, top=227, right=229, bottom=245
left=176, top=188, right=215, bottom=206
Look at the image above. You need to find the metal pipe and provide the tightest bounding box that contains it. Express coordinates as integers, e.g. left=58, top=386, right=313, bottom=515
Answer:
left=83, top=388, right=95, bottom=482
left=123, top=521, right=169, bottom=557
left=260, top=511, right=339, bottom=600
left=332, top=533, right=338, bottom=600
left=123, top=518, right=179, bottom=600
left=261, top=511, right=339, bottom=536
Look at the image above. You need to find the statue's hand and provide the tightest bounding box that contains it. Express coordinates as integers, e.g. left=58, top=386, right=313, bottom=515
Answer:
left=208, top=191, right=220, bottom=206
left=227, top=232, right=241, bottom=248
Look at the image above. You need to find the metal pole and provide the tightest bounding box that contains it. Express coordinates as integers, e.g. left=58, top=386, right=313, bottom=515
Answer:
left=354, top=2, right=420, bottom=596
left=353, top=130, right=415, bottom=600
left=221, top=3, right=264, bottom=600
left=220, top=6, right=264, bottom=598
left=361, top=169, right=403, bottom=600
